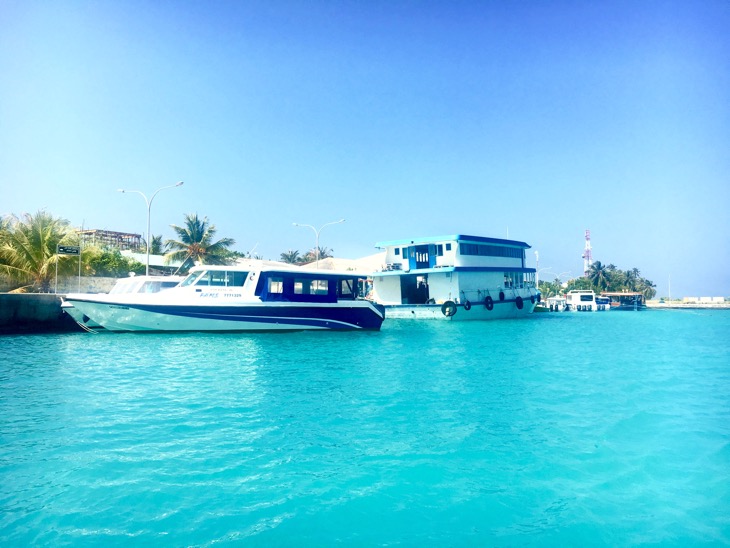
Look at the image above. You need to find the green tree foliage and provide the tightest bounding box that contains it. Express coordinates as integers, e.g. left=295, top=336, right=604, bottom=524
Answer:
left=537, top=277, right=565, bottom=298
left=165, top=213, right=236, bottom=271
left=0, top=211, right=77, bottom=292
left=149, top=234, right=165, bottom=255
left=587, top=261, right=610, bottom=291
left=542, top=264, right=657, bottom=300
left=83, top=246, right=145, bottom=277
left=302, top=247, right=333, bottom=264
left=280, top=249, right=301, bottom=264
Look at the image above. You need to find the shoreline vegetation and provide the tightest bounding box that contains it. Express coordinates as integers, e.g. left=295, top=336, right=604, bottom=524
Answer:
left=1, top=210, right=726, bottom=305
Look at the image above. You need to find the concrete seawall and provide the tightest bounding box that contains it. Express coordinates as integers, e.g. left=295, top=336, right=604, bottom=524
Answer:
left=0, top=294, right=81, bottom=334
left=646, top=301, right=730, bottom=310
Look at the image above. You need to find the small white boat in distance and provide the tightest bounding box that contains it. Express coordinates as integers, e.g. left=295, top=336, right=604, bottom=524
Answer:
left=547, top=296, right=567, bottom=312
left=535, top=295, right=567, bottom=313
left=565, top=290, right=610, bottom=311
left=62, top=274, right=184, bottom=331
left=62, top=263, right=385, bottom=332
left=368, top=234, right=539, bottom=320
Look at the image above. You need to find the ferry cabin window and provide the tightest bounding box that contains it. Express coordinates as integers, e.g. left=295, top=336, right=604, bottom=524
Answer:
left=460, top=244, right=523, bottom=259
left=338, top=278, right=358, bottom=299
left=445, top=243, right=451, bottom=251
left=395, top=248, right=400, bottom=256
left=580, top=294, right=594, bottom=302
left=503, top=272, right=525, bottom=288
left=436, top=244, right=443, bottom=256
left=193, top=271, right=248, bottom=287
left=294, top=279, right=329, bottom=295
left=268, top=277, right=284, bottom=294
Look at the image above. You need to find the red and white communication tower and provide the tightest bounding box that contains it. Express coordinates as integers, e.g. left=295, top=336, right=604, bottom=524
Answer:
left=582, top=229, right=593, bottom=275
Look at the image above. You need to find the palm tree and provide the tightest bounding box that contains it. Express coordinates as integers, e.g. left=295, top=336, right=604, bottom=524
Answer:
left=164, top=213, right=236, bottom=268
left=636, top=278, right=657, bottom=300
left=0, top=211, right=77, bottom=292
left=538, top=278, right=563, bottom=298
left=280, top=249, right=301, bottom=264
left=587, top=261, right=610, bottom=292
left=302, top=246, right=333, bottom=264
left=625, top=267, right=641, bottom=291
left=149, top=235, right=165, bottom=255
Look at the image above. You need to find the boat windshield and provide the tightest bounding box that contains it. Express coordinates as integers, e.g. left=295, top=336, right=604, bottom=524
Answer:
left=109, top=278, right=142, bottom=294
left=180, top=271, right=206, bottom=287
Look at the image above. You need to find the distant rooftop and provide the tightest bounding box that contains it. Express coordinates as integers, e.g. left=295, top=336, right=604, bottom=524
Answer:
left=78, top=228, right=142, bottom=251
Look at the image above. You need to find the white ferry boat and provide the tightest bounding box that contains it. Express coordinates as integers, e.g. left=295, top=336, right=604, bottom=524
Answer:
left=63, top=263, right=385, bottom=332
left=368, top=234, right=538, bottom=320
left=565, top=290, right=610, bottom=311
left=62, top=274, right=184, bottom=331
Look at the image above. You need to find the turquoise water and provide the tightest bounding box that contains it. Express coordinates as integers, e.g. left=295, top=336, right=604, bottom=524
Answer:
left=2, top=310, right=729, bottom=545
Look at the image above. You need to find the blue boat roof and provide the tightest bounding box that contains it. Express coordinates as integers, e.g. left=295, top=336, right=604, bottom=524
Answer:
left=375, top=235, right=531, bottom=249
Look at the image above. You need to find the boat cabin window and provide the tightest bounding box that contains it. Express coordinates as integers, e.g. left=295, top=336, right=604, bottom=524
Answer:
left=580, top=294, right=594, bottom=302
left=503, top=272, right=525, bottom=289
left=435, top=244, right=444, bottom=256
left=268, top=277, right=284, bottom=294
left=461, top=244, right=523, bottom=259
left=395, top=248, right=400, bottom=256
left=196, top=270, right=248, bottom=287
left=295, top=278, right=329, bottom=295
left=255, top=272, right=361, bottom=303
left=338, top=278, right=358, bottom=299
left=181, top=270, right=248, bottom=287
left=139, top=280, right=178, bottom=293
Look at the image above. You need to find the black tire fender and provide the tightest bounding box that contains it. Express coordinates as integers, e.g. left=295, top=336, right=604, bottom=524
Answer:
left=441, top=300, right=457, bottom=317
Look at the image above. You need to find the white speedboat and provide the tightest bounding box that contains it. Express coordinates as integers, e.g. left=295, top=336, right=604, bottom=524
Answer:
left=62, top=264, right=385, bottom=332
left=368, top=234, right=538, bottom=320
left=62, top=274, right=184, bottom=331
left=565, top=290, right=610, bottom=311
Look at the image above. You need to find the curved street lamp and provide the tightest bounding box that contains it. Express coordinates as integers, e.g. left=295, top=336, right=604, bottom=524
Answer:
left=536, top=268, right=572, bottom=289
left=292, top=219, right=345, bottom=269
left=117, top=181, right=184, bottom=275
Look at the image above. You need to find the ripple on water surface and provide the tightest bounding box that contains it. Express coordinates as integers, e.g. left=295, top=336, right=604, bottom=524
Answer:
left=1, top=311, right=729, bottom=545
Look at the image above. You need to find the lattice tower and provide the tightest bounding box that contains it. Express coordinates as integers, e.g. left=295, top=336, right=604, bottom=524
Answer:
left=581, top=229, right=593, bottom=276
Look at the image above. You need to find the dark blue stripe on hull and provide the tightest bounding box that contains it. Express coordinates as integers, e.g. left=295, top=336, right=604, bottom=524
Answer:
left=129, top=303, right=385, bottom=330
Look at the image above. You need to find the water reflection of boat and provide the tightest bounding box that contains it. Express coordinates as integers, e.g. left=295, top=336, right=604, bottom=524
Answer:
left=63, top=264, right=385, bottom=332
left=62, top=275, right=184, bottom=332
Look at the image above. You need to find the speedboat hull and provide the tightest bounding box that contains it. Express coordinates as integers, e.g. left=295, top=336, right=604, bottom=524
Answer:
left=63, top=297, right=385, bottom=332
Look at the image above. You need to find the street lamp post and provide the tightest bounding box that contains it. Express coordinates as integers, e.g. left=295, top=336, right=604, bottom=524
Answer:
left=118, top=181, right=184, bottom=275
left=292, top=219, right=345, bottom=269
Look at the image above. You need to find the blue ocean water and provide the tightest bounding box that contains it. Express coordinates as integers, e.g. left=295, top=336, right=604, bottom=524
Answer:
left=1, top=310, right=729, bottom=546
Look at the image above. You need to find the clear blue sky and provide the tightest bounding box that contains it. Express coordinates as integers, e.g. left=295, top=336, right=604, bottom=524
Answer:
left=2, top=1, right=728, bottom=297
